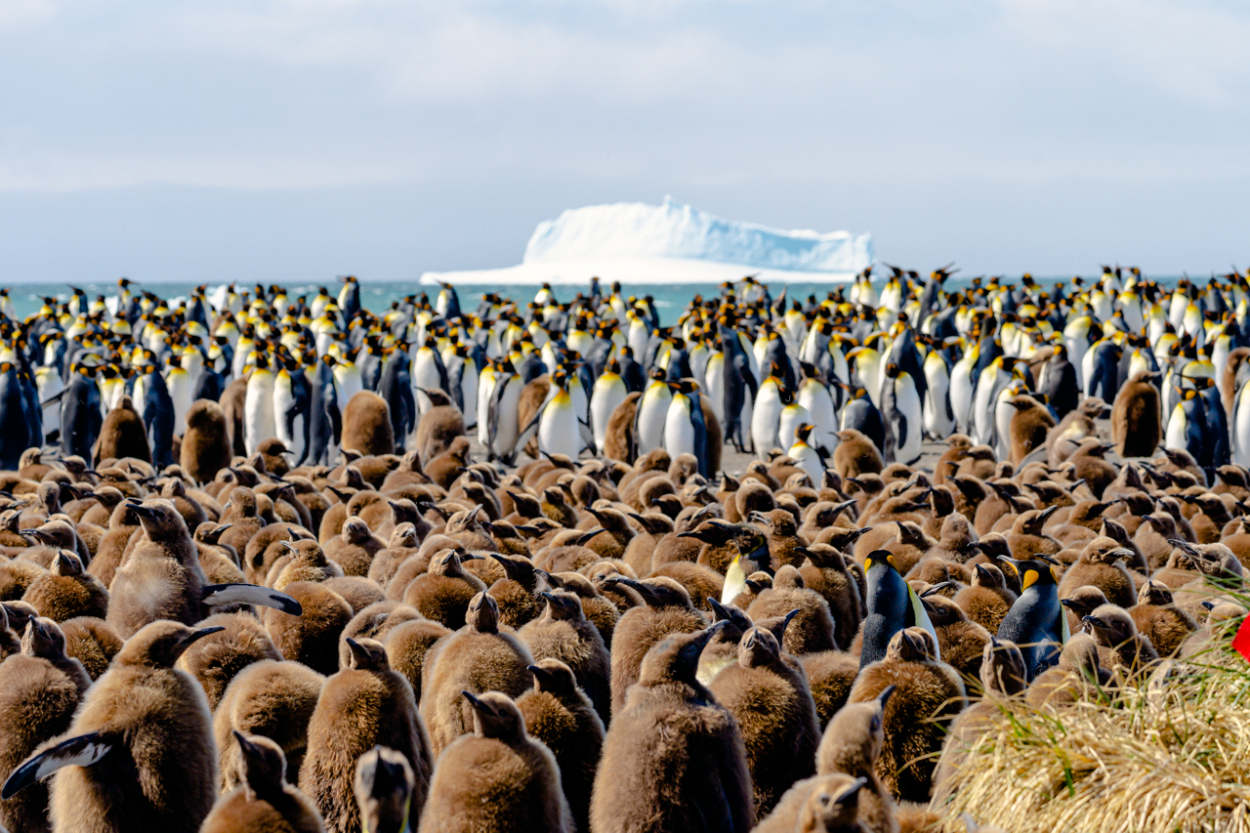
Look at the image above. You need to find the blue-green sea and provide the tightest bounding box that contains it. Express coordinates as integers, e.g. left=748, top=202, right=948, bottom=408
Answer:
left=2, top=275, right=1185, bottom=327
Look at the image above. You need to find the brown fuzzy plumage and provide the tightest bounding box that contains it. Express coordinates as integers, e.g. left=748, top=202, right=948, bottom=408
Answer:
left=0, top=626, right=89, bottom=833
left=298, top=638, right=432, bottom=833
left=847, top=628, right=966, bottom=803
left=708, top=627, right=822, bottom=817
left=176, top=611, right=283, bottom=710
left=106, top=498, right=205, bottom=638
left=515, top=659, right=605, bottom=833
left=606, top=577, right=705, bottom=715
left=59, top=616, right=124, bottom=680
left=263, top=581, right=353, bottom=676
left=214, top=659, right=326, bottom=794
left=202, top=732, right=324, bottom=833
left=419, top=592, right=535, bottom=757
left=746, top=566, right=837, bottom=654
left=591, top=629, right=754, bottom=833
left=93, top=395, right=151, bottom=465
left=383, top=618, right=451, bottom=703
left=22, top=551, right=110, bottom=622
left=517, top=589, right=612, bottom=725
left=1111, top=372, right=1162, bottom=459
left=419, top=691, right=572, bottom=833
left=815, top=692, right=898, bottom=833
left=604, top=392, right=642, bottom=463
left=340, top=392, right=395, bottom=457
left=45, top=621, right=221, bottom=833
left=182, top=400, right=233, bottom=486
left=402, top=550, right=486, bottom=629
left=413, top=403, right=465, bottom=465
left=752, top=772, right=872, bottom=833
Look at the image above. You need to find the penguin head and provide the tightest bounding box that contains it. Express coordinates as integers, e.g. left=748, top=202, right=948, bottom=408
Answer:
left=737, top=626, right=781, bottom=669
left=638, top=624, right=726, bottom=688
left=885, top=627, right=930, bottom=662
left=233, top=732, right=290, bottom=796
left=527, top=658, right=580, bottom=698
left=862, top=550, right=899, bottom=574
left=117, top=620, right=226, bottom=669
left=1080, top=604, right=1138, bottom=647
left=538, top=590, right=584, bottom=623
left=981, top=637, right=1028, bottom=697
left=996, top=554, right=1059, bottom=590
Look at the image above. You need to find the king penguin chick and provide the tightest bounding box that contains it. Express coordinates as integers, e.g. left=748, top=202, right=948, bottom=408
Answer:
left=1128, top=580, right=1196, bottom=657
left=419, top=592, right=534, bottom=758
left=201, top=732, right=324, bottom=833
left=603, top=576, right=705, bottom=716
left=299, top=637, right=432, bottom=833
left=919, top=586, right=991, bottom=682
left=1081, top=603, right=1159, bottom=675
left=1057, top=537, right=1137, bottom=609
left=515, top=658, right=605, bottom=833
left=0, top=618, right=91, bottom=833
left=419, top=691, right=572, bottom=833
left=708, top=626, right=822, bottom=817
left=847, top=628, right=966, bottom=803
left=815, top=687, right=898, bottom=833
left=517, top=589, right=612, bottom=725
left=354, top=746, right=414, bottom=833
left=591, top=626, right=755, bottom=833
left=1025, top=632, right=1111, bottom=708
left=752, top=773, right=870, bottom=833
left=22, top=549, right=109, bottom=622
left=3, top=620, right=224, bottom=833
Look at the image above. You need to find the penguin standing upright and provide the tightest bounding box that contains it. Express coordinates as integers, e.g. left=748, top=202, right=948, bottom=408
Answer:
left=60, top=363, right=104, bottom=463
left=634, top=368, right=673, bottom=457
left=135, top=361, right=176, bottom=467
left=243, top=352, right=277, bottom=457
left=796, top=363, right=838, bottom=454
left=664, top=379, right=711, bottom=477
left=487, top=363, right=525, bottom=465
left=1165, top=388, right=1208, bottom=467
left=377, top=344, right=417, bottom=449
left=272, top=357, right=312, bottom=467
left=860, top=551, right=937, bottom=669
left=308, top=355, right=341, bottom=465
left=532, top=368, right=588, bottom=460
left=1038, top=342, right=1079, bottom=419
left=921, top=346, right=956, bottom=439
left=591, top=358, right=629, bottom=455
left=879, top=363, right=923, bottom=465
left=995, top=555, right=1066, bottom=680
left=751, top=375, right=784, bottom=459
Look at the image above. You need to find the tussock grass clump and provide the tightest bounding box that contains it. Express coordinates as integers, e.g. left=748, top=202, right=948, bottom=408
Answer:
left=936, top=615, right=1250, bottom=833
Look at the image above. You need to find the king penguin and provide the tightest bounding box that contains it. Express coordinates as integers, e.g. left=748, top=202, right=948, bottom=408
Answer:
left=634, top=367, right=673, bottom=457
left=531, top=368, right=589, bottom=460
left=879, top=362, right=923, bottom=465
left=860, top=550, right=937, bottom=668
left=591, top=357, right=629, bottom=455
left=663, top=379, right=711, bottom=478
left=995, top=555, right=1067, bottom=680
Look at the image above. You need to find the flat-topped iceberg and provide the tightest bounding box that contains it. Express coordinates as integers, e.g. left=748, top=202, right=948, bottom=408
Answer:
left=421, top=197, right=871, bottom=285
left=523, top=196, right=872, bottom=273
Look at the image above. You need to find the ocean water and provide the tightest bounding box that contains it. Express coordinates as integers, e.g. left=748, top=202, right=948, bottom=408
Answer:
left=2, top=275, right=1182, bottom=327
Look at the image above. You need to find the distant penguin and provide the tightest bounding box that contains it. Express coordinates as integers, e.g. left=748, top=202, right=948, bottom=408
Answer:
left=995, top=555, right=1066, bottom=679
left=273, top=360, right=312, bottom=467
left=530, top=368, right=588, bottom=460
left=419, top=691, right=572, bottom=833
left=879, top=363, right=922, bottom=465
left=921, top=347, right=956, bottom=440
left=1038, top=343, right=1079, bottom=419
left=591, top=358, right=629, bottom=455
left=663, top=379, right=711, bottom=478
left=634, top=368, right=674, bottom=456
left=94, top=395, right=151, bottom=464
left=340, top=391, right=395, bottom=456
left=3, top=621, right=224, bottom=833
left=299, top=637, right=432, bottom=833
left=413, top=388, right=466, bottom=463
left=1112, top=371, right=1161, bottom=459
left=751, top=375, right=784, bottom=459
left=60, top=364, right=104, bottom=463
left=839, top=388, right=886, bottom=458
left=591, top=627, right=754, bottom=833
left=181, top=399, right=232, bottom=485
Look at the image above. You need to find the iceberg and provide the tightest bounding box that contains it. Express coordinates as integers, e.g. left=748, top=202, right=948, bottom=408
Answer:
left=422, top=197, right=871, bottom=286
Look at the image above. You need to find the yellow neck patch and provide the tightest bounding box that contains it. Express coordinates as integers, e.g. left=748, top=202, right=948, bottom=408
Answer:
left=1022, top=569, right=1040, bottom=590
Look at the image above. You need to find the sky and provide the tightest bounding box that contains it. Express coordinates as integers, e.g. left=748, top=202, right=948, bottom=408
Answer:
left=0, top=0, right=1247, bottom=283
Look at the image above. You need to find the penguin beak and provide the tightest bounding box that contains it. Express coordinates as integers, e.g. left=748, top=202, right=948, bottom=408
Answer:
left=1081, top=615, right=1107, bottom=631
left=877, top=684, right=897, bottom=709
left=181, top=625, right=226, bottom=649
left=526, top=665, right=556, bottom=689
left=778, top=608, right=801, bottom=639
left=461, top=690, right=494, bottom=717
left=836, top=776, right=869, bottom=805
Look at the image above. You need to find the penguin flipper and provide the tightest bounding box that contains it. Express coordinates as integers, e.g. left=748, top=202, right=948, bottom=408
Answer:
left=202, top=583, right=303, bottom=616
left=3, top=731, right=113, bottom=798
left=907, top=584, right=942, bottom=662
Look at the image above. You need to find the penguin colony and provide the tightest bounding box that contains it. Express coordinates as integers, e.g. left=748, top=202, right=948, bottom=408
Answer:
left=0, top=265, right=1244, bottom=833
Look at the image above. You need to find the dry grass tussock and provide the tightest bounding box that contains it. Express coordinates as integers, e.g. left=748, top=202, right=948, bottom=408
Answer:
left=934, top=599, right=1250, bottom=832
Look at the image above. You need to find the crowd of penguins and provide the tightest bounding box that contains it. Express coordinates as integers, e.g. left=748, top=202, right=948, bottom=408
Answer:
left=0, top=265, right=1247, bottom=833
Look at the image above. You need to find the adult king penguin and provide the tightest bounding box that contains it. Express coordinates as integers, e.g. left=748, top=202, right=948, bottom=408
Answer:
left=880, top=363, right=923, bottom=465
left=860, top=550, right=937, bottom=669
left=995, top=555, right=1067, bottom=680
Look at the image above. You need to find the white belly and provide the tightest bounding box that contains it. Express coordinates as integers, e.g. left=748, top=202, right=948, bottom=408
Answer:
left=664, top=397, right=696, bottom=459
left=244, top=373, right=277, bottom=455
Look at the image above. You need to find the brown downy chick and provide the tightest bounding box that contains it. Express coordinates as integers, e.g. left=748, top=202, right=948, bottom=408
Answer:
left=708, top=626, right=822, bottom=817
left=323, top=517, right=386, bottom=577
left=517, top=589, right=611, bottom=725
left=176, top=611, right=283, bottom=711
left=516, top=658, right=605, bottom=833
left=931, top=637, right=1027, bottom=802
left=0, top=617, right=91, bottom=833
left=798, top=543, right=863, bottom=651
left=751, top=508, right=811, bottom=571
left=486, top=552, right=549, bottom=629
left=263, top=582, right=353, bottom=676
left=753, top=773, right=871, bottom=833
left=1026, top=632, right=1112, bottom=708
left=847, top=628, right=966, bottom=803
left=270, top=538, right=342, bottom=592
left=1059, top=585, right=1109, bottom=635
left=920, top=585, right=991, bottom=683
left=298, top=637, right=432, bottom=833
left=604, top=575, right=706, bottom=715
left=1129, top=580, right=1197, bottom=657
left=591, top=627, right=754, bottom=833
left=6, top=621, right=224, bottom=833
left=22, top=549, right=109, bottom=622
left=420, top=691, right=572, bottom=833
left=213, top=659, right=326, bottom=794
left=1081, top=603, right=1159, bottom=674
left=59, top=616, right=123, bottom=680
left=747, top=565, right=837, bottom=655
left=1057, top=537, right=1137, bottom=609
left=201, top=732, right=323, bottom=833
left=952, top=563, right=1016, bottom=634
left=354, top=746, right=414, bottom=833
left=419, top=592, right=535, bottom=757
left=402, top=549, right=486, bottom=630
left=815, top=686, right=898, bottom=833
